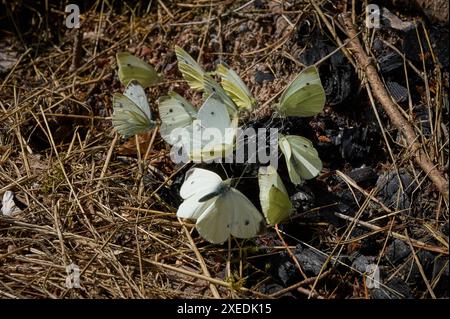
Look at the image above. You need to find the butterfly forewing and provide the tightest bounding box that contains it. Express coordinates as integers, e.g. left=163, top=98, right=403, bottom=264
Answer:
left=158, top=92, right=196, bottom=144
left=289, top=136, right=322, bottom=179
left=124, top=80, right=152, bottom=120
left=175, top=46, right=208, bottom=91
left=203, top=75, right=238, bottom=115
left=112, top=93, right=155, bottom=136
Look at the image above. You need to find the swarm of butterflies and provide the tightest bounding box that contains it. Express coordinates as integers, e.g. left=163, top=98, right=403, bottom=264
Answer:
left=112, top=47, right=325, bottom=244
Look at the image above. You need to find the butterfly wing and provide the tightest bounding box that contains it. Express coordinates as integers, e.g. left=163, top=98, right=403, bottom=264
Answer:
left=124, top=80, right=152, bottom=120
left=191, top=95, right=237, bottom=162
left=258, top=165, right=291, bottom=225
left=278, top=134, right=302, bottom=185
left=266, top=186, right=292, bottom=225
left=217, top=63, right=255, bottom=110
left=197, top=94, right=230, bottom=132
left=175, top=46, right=209, bottom=91
left=278, top=66, right=325, bottom=117
left=227, top=188, right=264, bottom=239
left=159, top=92, right=196, bottom=144
left=195, top=197, right=231, bottom=244
left=112, top=93, right=155, bottom=137
left=177, top=168, right=224, bottom=220
left=203, top=75, right=238, bottom=115
left=179, top=168, right=223, bottom=199
left=287, top=135, right=322, bottom=180
left=116, top=52, right=160, bottom=88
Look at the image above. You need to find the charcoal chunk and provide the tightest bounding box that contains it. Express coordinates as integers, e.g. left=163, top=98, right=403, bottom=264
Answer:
left=376, top=170, right=417, bottom=210
left=386, top=239, right=411, bottom=264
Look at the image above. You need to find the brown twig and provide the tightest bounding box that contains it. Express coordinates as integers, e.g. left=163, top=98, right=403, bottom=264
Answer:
left=339, top=13, right=449, bottom=201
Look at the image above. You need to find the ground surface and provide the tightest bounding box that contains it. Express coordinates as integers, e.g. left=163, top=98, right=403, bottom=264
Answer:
left=0, top=0, right=448, bottom=299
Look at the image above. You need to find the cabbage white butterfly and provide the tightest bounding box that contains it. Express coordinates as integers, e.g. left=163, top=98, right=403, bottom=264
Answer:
left=158, top=92, right=197, bottom=144
left=116, top=52, right=160, bottom=88
left=278, top=134, right=322, bottom=185
left=217, top=63, right=256, bottom=111
left=276, top=65, right=325, bottom=117
left=177, top=168, right=265, bottom=244
left=258, top=166, right=292, bottom=225
left=1, top=191, right=22, bottom=216
left=112, top=80, right=156, bottom=136
left=175, top=94, right=238, bottom=162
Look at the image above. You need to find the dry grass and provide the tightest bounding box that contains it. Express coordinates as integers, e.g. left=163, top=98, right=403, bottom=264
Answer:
left=0, top=0, right=448, bottom=299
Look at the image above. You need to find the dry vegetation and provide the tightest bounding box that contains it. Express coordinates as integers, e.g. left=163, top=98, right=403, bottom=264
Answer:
left=0, top=0, right=448, bottom=299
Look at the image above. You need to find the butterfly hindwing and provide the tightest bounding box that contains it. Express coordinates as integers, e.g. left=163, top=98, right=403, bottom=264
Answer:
left=116, top=52, right=160, bottom=88
left=258, top=166, right=292, bottom=225
left=278, top=65, right=325, bottom=117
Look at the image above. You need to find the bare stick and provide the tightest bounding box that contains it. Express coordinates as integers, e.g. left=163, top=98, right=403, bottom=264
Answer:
left=339, top=13, right=448, bottom=201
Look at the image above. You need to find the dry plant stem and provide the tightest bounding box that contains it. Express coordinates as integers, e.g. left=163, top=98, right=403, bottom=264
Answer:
left=275, top=225, right=307, bottom=280
left=142, top=257, right=271, bottom=298
left=335, top=212, right=448, bottom=255
left=404, top=230, right=436, bottom=298
left=340, top=13, right=449, bottom=201
left=179, top=218, right=221, bottom=298
left=269, top=269, right=332, bottom=298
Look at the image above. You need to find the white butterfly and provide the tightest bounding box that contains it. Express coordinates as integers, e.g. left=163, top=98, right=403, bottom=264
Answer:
left=112, top=80, right=156, bottom=136
left=278, top=134, right=322, bottom=185
left=1, top=191, right=22, bottom=216
left=171, top=94, right=238, bottom=162
left=276, top=65, right=326, bottom=117
left=177, top=168, right=265, bottom=244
